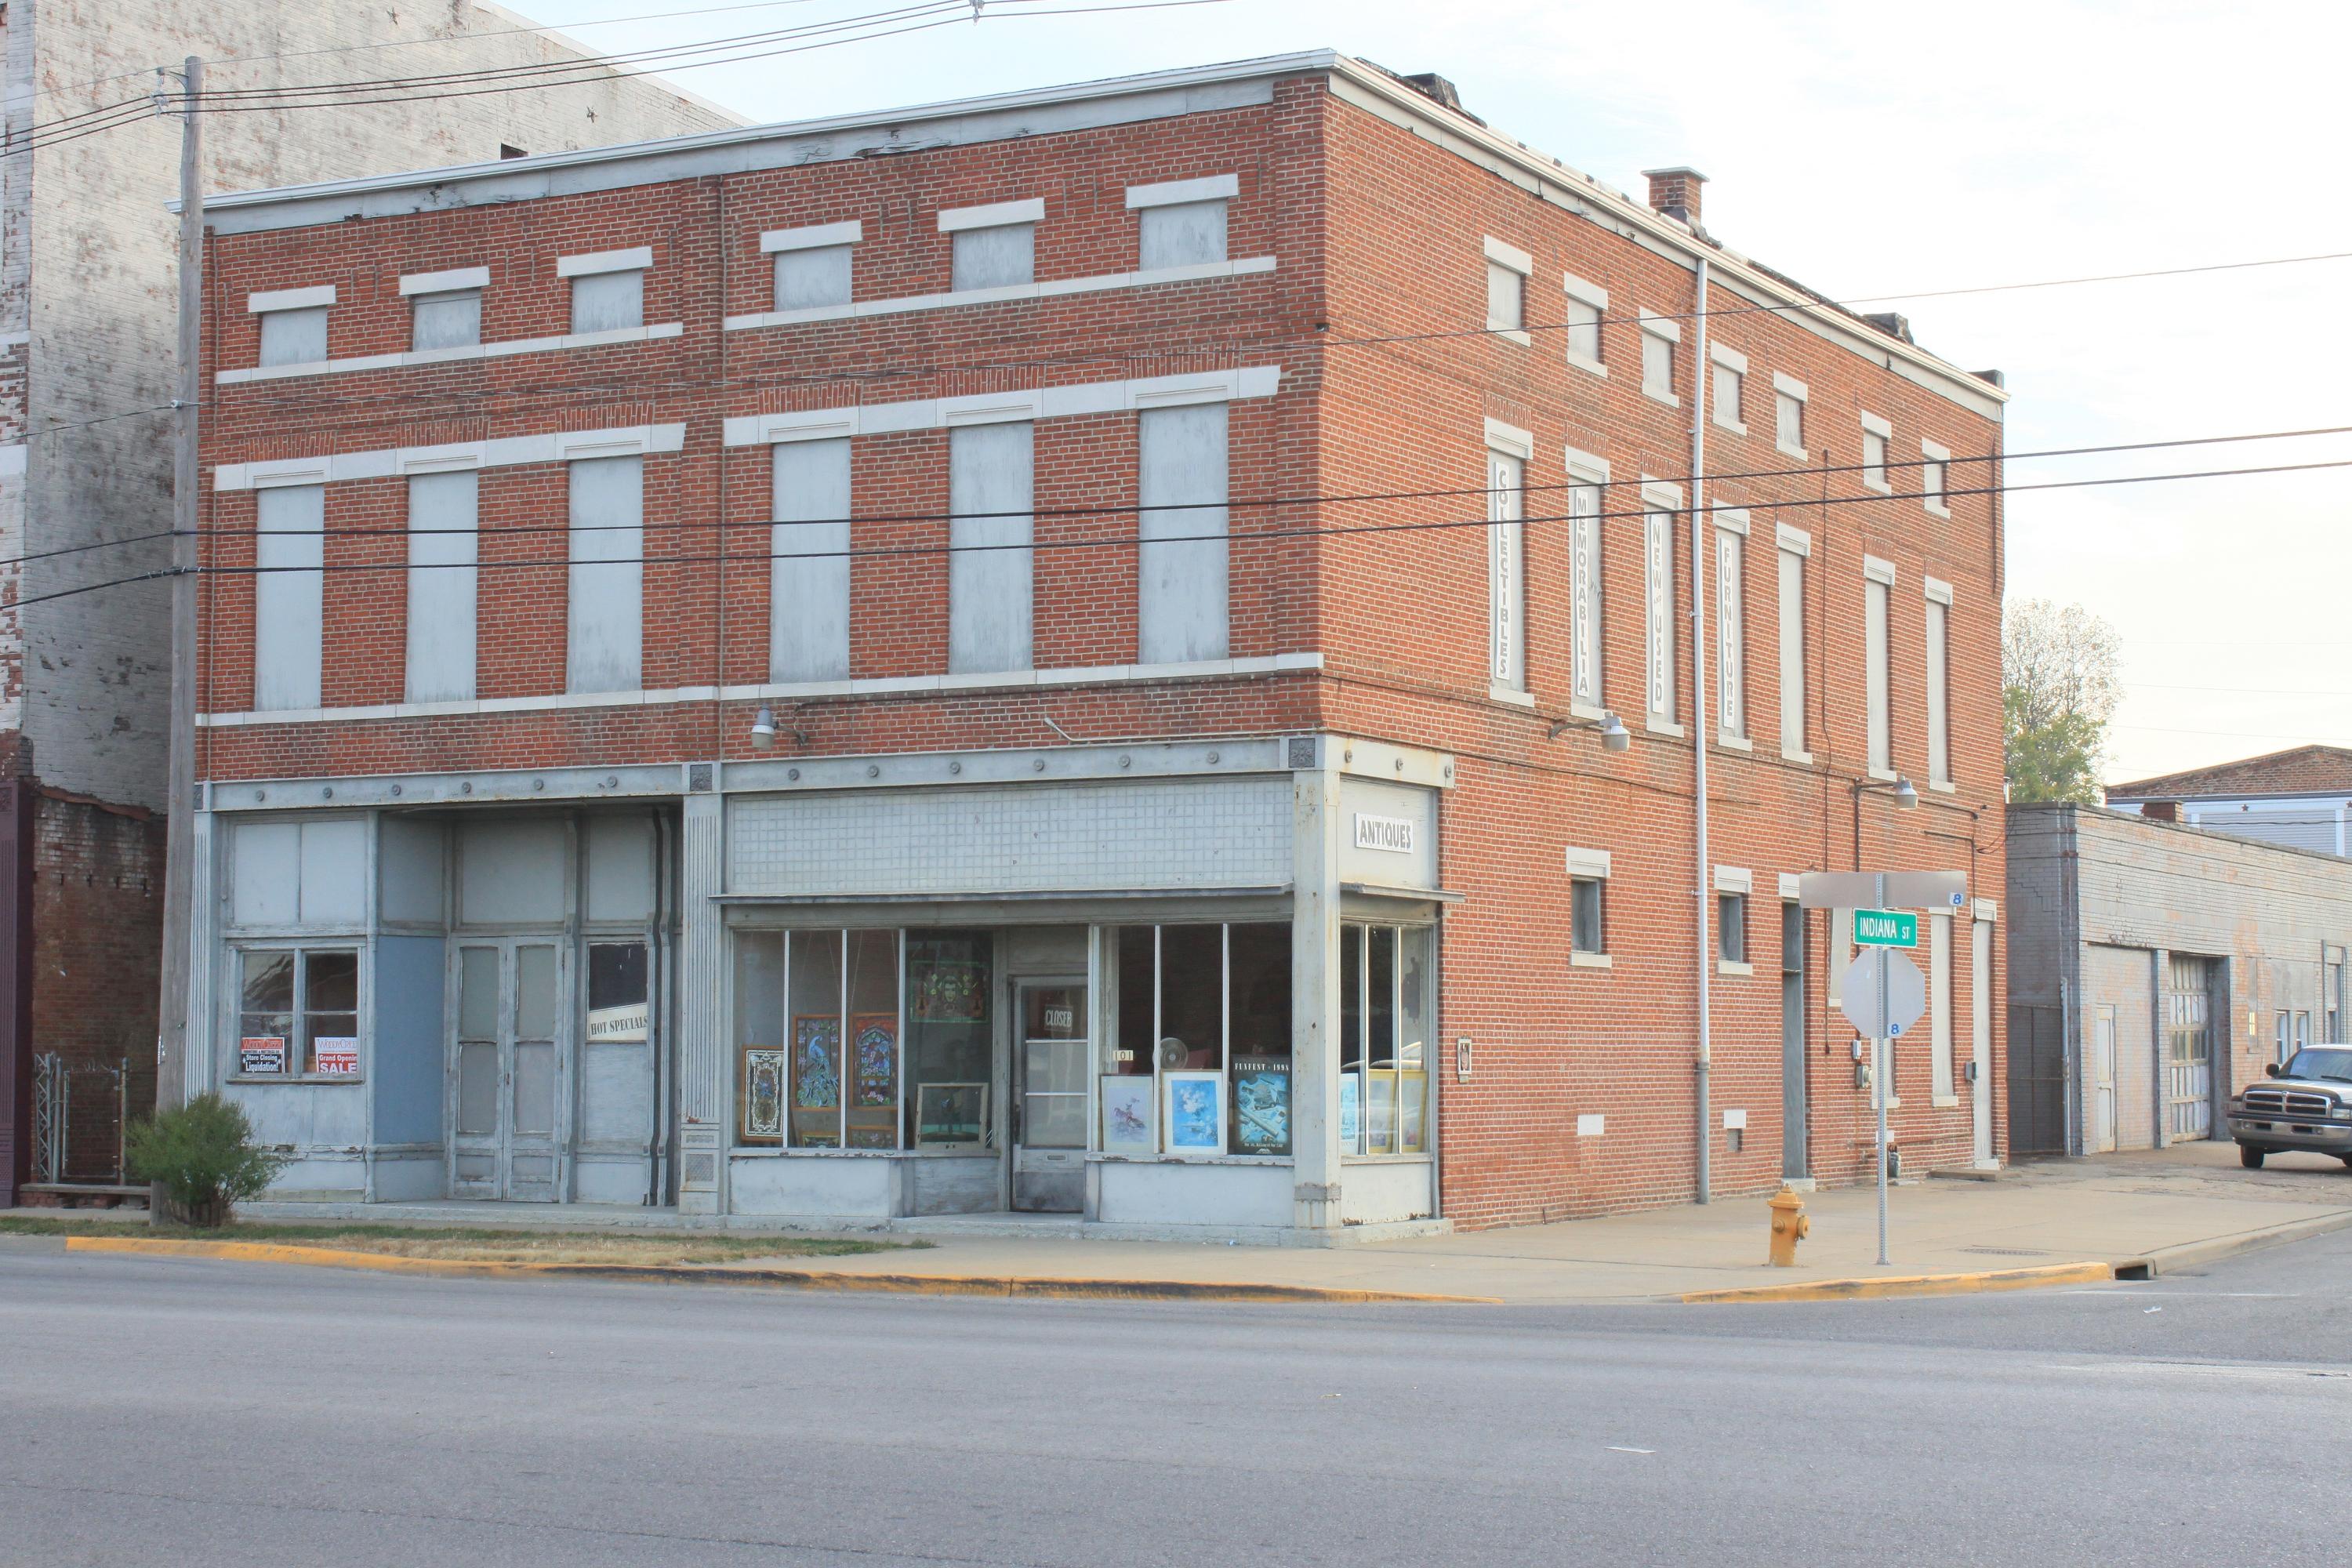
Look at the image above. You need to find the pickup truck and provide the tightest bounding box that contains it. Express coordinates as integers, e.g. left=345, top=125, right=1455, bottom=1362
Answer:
left=2227, top=1046, right=2352, bottom=1168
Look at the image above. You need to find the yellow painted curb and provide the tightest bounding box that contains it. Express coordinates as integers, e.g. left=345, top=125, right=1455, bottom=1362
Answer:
left=1679, top=1260, right=2115, bottom=1304
left=62, top=1236, right=1496, bottom=1306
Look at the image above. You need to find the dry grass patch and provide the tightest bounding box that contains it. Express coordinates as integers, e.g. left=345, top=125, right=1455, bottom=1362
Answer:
left=1, top=1215, right=916, bottom=1266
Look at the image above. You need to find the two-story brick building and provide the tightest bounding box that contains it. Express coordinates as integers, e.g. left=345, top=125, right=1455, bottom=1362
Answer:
left=186, top=52, right=2009, bottom=1236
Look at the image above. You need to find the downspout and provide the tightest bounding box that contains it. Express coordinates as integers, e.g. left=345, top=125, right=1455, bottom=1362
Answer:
left=1690, top=254, right=1713, bottom=1202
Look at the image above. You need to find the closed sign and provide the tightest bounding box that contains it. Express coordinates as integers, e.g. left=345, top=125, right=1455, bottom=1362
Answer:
left=1352, top=814, right=1415, bottom=854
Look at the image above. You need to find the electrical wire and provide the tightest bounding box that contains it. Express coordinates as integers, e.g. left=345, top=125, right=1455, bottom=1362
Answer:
left=182, top=420, right=2352, bottom=543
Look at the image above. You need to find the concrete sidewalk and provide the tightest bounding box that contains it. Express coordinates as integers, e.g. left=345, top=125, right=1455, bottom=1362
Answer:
left=20, top=1143, right=2352, bottom=1303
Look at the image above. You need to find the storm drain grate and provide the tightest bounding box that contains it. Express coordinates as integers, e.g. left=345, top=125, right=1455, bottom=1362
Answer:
left=1958, top=1246, right=2050, bottom=1257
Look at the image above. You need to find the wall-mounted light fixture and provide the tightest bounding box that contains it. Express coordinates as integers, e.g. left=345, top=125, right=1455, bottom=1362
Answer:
left=749, top=706, right=777, bottom=750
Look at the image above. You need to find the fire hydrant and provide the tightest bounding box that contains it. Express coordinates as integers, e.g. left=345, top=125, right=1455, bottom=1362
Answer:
left=1766, top=1184, right=1810, bottom=1267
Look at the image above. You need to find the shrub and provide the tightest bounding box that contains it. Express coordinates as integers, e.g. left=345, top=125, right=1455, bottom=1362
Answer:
left=126, top=1092, right=289, bottom=1228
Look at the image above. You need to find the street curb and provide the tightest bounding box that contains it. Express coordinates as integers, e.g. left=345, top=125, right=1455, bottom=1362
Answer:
left=60, top=1236, right=1498, bottom=1305
left=1678, top=1261, right=2115, bottom=1304
left=2126, top=1204, right=2352, bottom=1277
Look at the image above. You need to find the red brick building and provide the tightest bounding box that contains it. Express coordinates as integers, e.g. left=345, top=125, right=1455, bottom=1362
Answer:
left=186, top=52, right=2008, bottom=1234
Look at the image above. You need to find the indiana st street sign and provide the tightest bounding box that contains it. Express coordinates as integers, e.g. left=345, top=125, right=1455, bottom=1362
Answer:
left=1853, top=909, right=1919, bottom=948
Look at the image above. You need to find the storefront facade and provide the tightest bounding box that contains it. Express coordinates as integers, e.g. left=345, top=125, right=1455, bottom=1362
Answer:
left=197, top=735, right=1453, bottom=1237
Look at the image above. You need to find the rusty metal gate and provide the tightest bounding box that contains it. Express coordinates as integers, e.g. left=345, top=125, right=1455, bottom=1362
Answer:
left=30, top=1052, right=130, bottom=1187
left=2165, top=956, right=2216, bottom=1141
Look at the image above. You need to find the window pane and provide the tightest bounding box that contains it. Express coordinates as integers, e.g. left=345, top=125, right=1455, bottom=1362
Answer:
left=789, top=929, right=844, bottom=1149
left=514, top=945, right=558, bottom=1040
left=259, top=306, right=327, bottom=367
left=906, top=931, right=993, bottom=1147
left=1572, top=880, right=1603, bottom=953
left=771, top=438, right=852, bottom=682
left=242, top=949, right=296, bottom=1012
left=571, top=268, right=643, bottom=333
left=1643, top=332, right=1671, bottom=397
left=1714, top=363, right=1740, bottom=423
left=1340, top=925, right=1363, bottom=1156
left=1566, top=299, right=1601, bottom=363
left=254, top=485, right=325, bottom=712
left=1398, top=927, right=1432, bottom=1152
left=735, top=930, right=786, bottom=1143
left=1226, top=922, right=1292, bottom=1156
left=845, top=929, right=898, bottom=1149
left=588, top=942, right=649, bottom=1043
left=458, top=946, right=499, bottom=1040
left=412, top=289, right=481, bottom=350
left=1486, top=261, right=1523, bottom=332
left=1367, top=927, right=1396, bottom=1156
left=952, top=223, right=1033, bottom=291
left=948, top=422, right=1034, bottom=674
left=1864, top=430, right=1886, bottom=484
left=775, top=245, right=852, bottom=310
left=1777, top=391, right=1803, bottom=450
left=405, top=470, right=478, bottom=703
left=1719, top=896, right=1746, bottom=964
left=1866, top=579, right=1891, bottom=771
left=1140, top=200, right=1225, bottom=269
left=1158, top=924, right=1223, bottom=1071
left=305, top=949, right=358, bottom=1011
left=1112, top=925, right=1155, bottom=1076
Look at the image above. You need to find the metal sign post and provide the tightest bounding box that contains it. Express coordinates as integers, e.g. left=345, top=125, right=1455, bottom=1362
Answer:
left=1823, top=870, right=1936, bottom=1268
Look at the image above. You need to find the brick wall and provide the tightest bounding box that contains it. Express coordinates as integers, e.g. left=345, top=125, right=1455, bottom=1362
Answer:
left=195, top=64, right=2008, bottom=1225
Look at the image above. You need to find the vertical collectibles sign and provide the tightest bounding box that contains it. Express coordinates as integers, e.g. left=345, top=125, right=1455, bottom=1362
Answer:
left=1352, top=814, right=1415, bottom=854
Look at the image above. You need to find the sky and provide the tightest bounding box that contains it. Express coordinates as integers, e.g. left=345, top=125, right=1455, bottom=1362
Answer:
left=505, top=0, right=2352, bottom=786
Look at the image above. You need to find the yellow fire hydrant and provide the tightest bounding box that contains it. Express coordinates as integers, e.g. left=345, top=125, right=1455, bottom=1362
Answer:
left=1766, top=1184, right=1810, bottom=1267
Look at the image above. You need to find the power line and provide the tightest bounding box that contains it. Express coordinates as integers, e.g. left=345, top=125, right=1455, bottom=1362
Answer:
left=164, top=453, right=2352, bottom=578
left=183, top=420, right=2352, bottom=544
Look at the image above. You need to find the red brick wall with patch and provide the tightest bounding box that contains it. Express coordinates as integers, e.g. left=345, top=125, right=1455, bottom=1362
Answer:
left=194, top=65, right=2005, bottom=1228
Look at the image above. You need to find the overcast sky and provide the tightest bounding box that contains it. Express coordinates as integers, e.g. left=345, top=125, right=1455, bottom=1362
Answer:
left=512, top=0, right=2352, bottom=786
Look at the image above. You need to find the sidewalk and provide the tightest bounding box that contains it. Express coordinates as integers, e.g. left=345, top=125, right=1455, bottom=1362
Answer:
left=19, top=1142, right=2352, bottom=1304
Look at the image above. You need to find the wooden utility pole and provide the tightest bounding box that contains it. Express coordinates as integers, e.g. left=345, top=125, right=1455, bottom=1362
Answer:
left=154, top=56, right=201, bottom=1183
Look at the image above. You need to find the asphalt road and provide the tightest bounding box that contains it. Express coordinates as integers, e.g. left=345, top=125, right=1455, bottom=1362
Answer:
left=5, top=1232, right=2345, bottom=1567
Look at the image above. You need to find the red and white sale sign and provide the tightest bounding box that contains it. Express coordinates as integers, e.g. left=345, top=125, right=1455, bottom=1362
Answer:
left=313, top=1037, right=360, bottom=1076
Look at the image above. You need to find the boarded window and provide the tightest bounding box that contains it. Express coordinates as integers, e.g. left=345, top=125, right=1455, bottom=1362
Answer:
left=1137, top=403, right=1229, bottom=664
left=771, top=439, right=851, bottom=681
left=1642, top=328, right=1674, bottom=400
left=948, top=423, right=1033, bottom=673
left=568, top=456, right=643, bottom=694
left=952, top=224, right=1033, bottom=291
left=1777, top=390, right=1805, bottom=451
left=411, top=289, right=481, bottom=351
left=259, top=306, right=327, bottom=367
left=1715, top=526, right=1744, bottom=739
left=1565, top=298, right=1602, bottom=365
left=405, top=470, right=477, bottom=702
left=1926, top=593, right=1951, bottom=785
left=1486, top=261, right=1524, bottom=332
left=254, top=485, right=324, bottom=710
left=571, top=268, right=643, bottom=333
left=1866, top=575, right=1892, bottom=771
left=775, top=245, right=852, bottom=310
left=1644, top=508, right=1676, bottom=724
left=1777, top=544, right=1806, bottom=753
left=1487, top=451, right=1525, bottom=690
left=1568, top=482, right=1602, bottom=708
left=1139, top=201, right=1226, bottom=269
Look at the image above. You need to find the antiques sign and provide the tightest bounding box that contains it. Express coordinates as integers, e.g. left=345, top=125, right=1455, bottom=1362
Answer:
left=1352, top=813, right=1415, bottom=854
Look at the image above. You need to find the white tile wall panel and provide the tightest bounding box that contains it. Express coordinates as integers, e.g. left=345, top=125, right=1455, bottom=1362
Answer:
left=727, top=778, right=1292, bottom=897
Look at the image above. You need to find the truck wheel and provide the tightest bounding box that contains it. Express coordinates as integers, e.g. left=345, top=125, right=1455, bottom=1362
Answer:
left=2241, top=1146, right=2266, bottom=1169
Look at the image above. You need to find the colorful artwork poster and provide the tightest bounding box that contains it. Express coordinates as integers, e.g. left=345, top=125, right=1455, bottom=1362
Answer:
left=1100, top=1075, right=1155, bottom=1152
left=1339, top=1073, right=1361, bottom=1148
left=912, top=959, right=988, bottom=1022
left=1231, top=1062, right=1291, bottom=1155
left=312, top=1036, right=361, bottom=1076
left=1164, top=1072, right=1224, bottom=1152
left=742, top=1048, right=786, bottom=1142
left=793, top=1015, right=841, bottom=1110
left=851, top=1014, right=897, bottom=1108
left=916, top=1083, right=988, bottom=1146
left=239, top=1037, right=288, bottom=1076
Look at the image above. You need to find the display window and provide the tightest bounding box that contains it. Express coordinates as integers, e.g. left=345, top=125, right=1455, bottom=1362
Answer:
left=1339, top=924, right=1433, bottom=1155
left=234, top=946, right=360, bottom=1079
left=1105, top=922, right=1292, bottom=1156
left=732, top=928, right=903, bottom=1149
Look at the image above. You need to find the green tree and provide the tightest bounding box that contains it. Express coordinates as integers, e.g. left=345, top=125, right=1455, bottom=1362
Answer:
left=2003, top=597, right=2120, bottom=804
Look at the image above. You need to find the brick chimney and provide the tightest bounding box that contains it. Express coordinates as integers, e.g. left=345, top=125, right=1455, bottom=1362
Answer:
left=1642, top=166, right=1708, bottom=228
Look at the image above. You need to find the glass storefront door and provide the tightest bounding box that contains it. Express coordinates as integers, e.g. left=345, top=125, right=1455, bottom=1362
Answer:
left=1013, top=980, right=1087, bottom=1212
